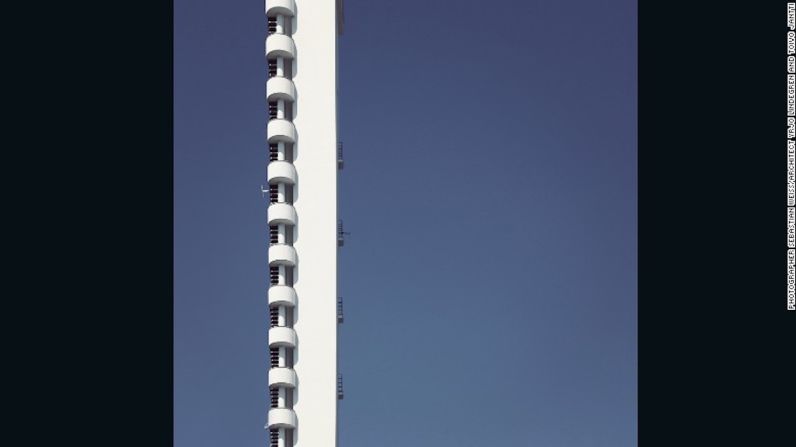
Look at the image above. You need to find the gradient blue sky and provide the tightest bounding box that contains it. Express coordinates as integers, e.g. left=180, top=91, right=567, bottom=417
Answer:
left=175, top=1, right=637, bottom=446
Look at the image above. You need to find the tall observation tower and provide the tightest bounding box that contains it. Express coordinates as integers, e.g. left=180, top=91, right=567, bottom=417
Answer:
left=264, top=1, right=343, bottom=447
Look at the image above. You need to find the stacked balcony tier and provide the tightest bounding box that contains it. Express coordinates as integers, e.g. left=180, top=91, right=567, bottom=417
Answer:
left=265, top=0, right=296, bottom=18
left=269, top=367, right=298, bottom=389
left=268, top=203, right=297, bottom=226
left=267, top=161, right=298, bottom=185
left=267, top=119, right=296, bottom=143
left=269, top=285, right=298, bottom=307
left=268, top=326, right=297, bottom=348
left=265, top=0, right=298, bottom=437
left=269, top=244, right=297, bottom=266
left=267, top=77, right=297, bottom=103
left=268, top=408, right=297, bottom=429
left=265, top=34, right=296, bottom=60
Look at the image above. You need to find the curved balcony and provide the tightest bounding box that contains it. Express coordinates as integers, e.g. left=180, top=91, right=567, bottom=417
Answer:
left=269, top=367, right=298, bottom=389
left=267, top=77, right=296, bottom=103
left=268, top=160, right=297, bottom=185
left=269, top=284, right=297, bottom=307
left=269, top=244, right=297, bottom=266
left=267, top=408, right=297, bottom=429
left=265, top=34, right=296, bottom=60
left=268, top=203, right=297, bottom=226
left=265, top=0, right=296, bottom=17
left=267, top=119, right=296, bottom=144
left=269, top=326, right=297, bottom=348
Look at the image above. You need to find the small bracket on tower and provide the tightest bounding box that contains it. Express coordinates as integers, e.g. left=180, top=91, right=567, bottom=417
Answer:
left=337, top=373, right=344, bottom=400
left=337, top=297, right=344, bottom=323
left=337, top=220, right=350, bottom=247
left=337, top=141, right=344, bottom=170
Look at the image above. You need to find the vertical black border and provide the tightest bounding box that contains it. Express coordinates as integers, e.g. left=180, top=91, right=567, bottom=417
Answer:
left=92, top=1, right=174, bottom=444
left=640, top=1, right=794, bottom=445
left=10, top=0, right=174, bottom=444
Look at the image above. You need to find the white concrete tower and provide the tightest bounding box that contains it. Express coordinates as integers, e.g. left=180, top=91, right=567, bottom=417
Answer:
left=265, top=1, right=343, bottom=447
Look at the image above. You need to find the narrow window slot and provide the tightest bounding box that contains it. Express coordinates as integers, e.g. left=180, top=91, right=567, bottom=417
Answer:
left=269, top=185, right=279, bottom=203
left=270, top=388, right=279, bottom=407
left=269, top=347, right=280, bottom=367
left=269, top=144, right=279, bottom=161
left=269, top=307, right=279, bottom=327
left=269, top=266, right=280, bottom=285
left=268, top=101, right=278, bottom=120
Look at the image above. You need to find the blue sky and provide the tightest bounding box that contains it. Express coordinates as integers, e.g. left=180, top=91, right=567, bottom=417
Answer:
left=175, top=0, right=637, bottom=446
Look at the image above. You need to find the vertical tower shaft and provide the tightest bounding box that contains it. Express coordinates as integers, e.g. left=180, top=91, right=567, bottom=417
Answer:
left=265, top=1, right=342, bottom=447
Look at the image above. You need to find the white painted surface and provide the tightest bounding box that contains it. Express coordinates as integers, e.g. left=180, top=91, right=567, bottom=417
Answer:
left=267, top=119, right=297, bottom=144
left=268, top=285, right=298, bottom=307
left=269, top=367, right=299, bottom=389
left=267, top=161, right=298, bottom=185
left=268, top=408, right=298, bottom=429
left=265, top=34, right=296, bottom=59
left=290, top=1, right=339, bottom=447
left=267, top=77, right=297, bottom=102
left=265, top=0, right=296, bottom=17
left=268, top=326, right=298, bottom=348
left=268, top=203, right=298, bottom=226
left=268, top=244, right=298, bottom=267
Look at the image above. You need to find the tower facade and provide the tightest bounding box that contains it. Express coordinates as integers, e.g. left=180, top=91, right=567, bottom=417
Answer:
left=265, top=1, right=342, bottom=447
